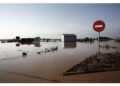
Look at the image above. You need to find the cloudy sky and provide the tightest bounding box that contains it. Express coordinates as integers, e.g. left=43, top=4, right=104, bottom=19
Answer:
left=0, top=4, right=120, bottom=39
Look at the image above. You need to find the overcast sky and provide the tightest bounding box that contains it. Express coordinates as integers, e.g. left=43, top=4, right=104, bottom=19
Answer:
left=0, top=4, right=120, bottom=39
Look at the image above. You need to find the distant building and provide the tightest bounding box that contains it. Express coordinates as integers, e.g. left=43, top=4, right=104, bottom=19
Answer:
left=20, top=38, right=34, bottom=43
left=20, top=37, right=40, bottom=43
left=61, top=34, right=77, bottom=42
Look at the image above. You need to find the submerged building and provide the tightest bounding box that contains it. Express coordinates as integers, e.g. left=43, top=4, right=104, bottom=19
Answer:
left=19, top=37, right=40, bottom=43
left=61, top=34, right=77, bottom=42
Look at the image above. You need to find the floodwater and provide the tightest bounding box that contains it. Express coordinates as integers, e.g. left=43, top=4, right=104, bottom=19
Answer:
left=0, top=40, right=120, bottom=83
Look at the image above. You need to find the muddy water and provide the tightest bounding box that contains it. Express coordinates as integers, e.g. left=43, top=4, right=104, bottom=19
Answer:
left=0, top=41, right=119, bottom=83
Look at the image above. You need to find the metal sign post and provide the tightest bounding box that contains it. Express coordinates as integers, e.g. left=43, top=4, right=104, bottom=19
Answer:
left=97, top=32, right=100, bottom=61
left=93, top=20, right=105, bottom=62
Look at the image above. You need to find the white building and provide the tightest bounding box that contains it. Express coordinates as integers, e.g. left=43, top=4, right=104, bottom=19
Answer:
left=61, top=34, right=76, bottom=42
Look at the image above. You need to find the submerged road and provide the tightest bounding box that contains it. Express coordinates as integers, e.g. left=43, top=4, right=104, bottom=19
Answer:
left=0, top=69, right=59, bottom=83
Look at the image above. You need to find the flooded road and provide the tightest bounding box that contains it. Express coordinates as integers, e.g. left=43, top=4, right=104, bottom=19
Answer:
left=0, top=41, right=120, bottom=83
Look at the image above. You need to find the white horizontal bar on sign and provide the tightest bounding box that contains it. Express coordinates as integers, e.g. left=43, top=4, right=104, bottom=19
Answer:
left=95, top=25, right=103, bottom=28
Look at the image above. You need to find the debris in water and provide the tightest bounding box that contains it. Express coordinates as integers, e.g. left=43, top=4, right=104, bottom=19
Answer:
left=22, top=52, right=27, bottom=56
left=16, top=43, right=20, bottom=47
left=37, top=52, right=41, bottom=54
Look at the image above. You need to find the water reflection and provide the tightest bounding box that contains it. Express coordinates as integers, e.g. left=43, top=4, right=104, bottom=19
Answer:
left=0, top=45, right=59, bottom=61
left=16, top=43, right=20, bottom=47
left=16, top=42, right=41, bottom=47
left=114, top=42, right=120, bottom=53
left=34, top=42, right=40, bottom=47
left=100, top=43, right=120, bottom=53
left=20, top=42, right=34, bottom=45
left=61, top=42, right=76, bottom=48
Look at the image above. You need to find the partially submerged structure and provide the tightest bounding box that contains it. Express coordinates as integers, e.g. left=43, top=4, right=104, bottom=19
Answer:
left=61, top=34, right=77, bottom=42
left=16, top=36, right=40, bottom=43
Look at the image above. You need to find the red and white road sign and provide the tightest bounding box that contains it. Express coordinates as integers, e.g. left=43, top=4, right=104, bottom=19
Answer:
left=93, top=20, right=105, bottom=32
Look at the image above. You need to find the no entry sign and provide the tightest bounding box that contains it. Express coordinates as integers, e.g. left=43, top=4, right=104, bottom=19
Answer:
left=93, top=20, right=106, bottom=62
left=93, top=20, right=105, bottom=32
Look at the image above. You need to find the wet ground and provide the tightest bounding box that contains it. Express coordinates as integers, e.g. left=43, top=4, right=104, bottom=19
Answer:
left=0, top=41, right=120, bottom=83
left=63, top=53, right=120, bottom=76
